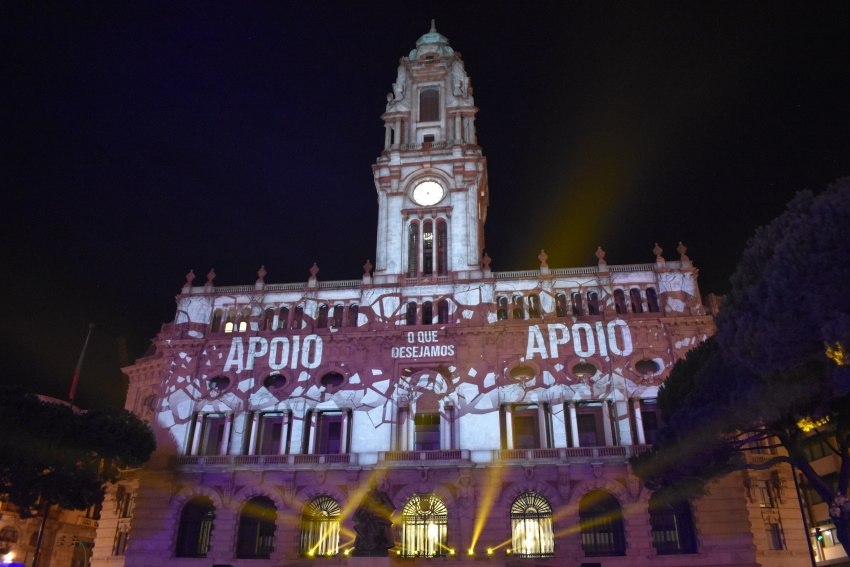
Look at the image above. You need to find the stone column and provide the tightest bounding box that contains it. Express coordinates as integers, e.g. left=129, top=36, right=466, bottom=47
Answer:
left=568, top=403, right=580, bottom=448
left=633, top=400, right=646, bottom=445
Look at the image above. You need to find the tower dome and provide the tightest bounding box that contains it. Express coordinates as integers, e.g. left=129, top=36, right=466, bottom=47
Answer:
left=409, top=20, right=454, bottom=59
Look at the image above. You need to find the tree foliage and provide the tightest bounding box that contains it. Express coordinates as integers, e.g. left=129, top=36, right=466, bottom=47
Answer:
left=0, top=387, right=155, bottom=516
left=632, top=178, right=850, bottom=553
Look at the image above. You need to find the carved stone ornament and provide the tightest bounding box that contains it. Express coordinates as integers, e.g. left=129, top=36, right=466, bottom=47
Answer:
left=595, top=246, right=607, bottom=265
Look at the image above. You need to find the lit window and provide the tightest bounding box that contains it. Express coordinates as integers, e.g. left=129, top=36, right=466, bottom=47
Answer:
left=649, top=495, right=697, bottom=554
left=224, top=307, right=237, bottom=333
left=175, top=496, right=215, bottom=558
left=401, top=494, right=448, bottom=557
left=236, top=496, right=276, bottom=559
left=579, top=491, right=625, bottom=556
left=301, top=496, right=341, bottom=557
left=510, top=492, right=554, bottom=558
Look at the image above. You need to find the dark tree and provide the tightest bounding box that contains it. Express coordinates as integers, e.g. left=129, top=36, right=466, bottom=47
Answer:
left=0, top=387, right=156, bottom=516
left=632, top=179, right=850, bottom=555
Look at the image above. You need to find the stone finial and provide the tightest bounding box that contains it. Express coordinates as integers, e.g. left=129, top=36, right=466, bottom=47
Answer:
left=595, top=246, right=607, bottom=265
left=205, top=268, right=216, bottom=291
left=538, top=249, right=548, bottom=269
left=256, top=265, right=267, bottom=284
left=482, top=251, right=492, bottom=270
left=309, top=262, right=319, bottom=280
left=653, top=243, right=666, bottom=265
left=184, top=269, right=195, bottom=287
left=363, top=259, right=373, bottom=276
left=677, top=241, right=691, bottom=263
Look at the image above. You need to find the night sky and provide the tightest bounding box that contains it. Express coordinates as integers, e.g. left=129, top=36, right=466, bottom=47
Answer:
left=4, top=2, right=849, bottom=408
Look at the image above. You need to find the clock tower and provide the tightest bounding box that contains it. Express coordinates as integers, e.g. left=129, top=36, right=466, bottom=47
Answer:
left=372, top=22, right=489, bottom=282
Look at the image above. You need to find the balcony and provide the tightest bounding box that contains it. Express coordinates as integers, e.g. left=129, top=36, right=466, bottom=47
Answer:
left=172, top=453, right=357, bottom=470
left=496, top=445, right=650, bottom=463
left=379, top=449, right=470, bottom=464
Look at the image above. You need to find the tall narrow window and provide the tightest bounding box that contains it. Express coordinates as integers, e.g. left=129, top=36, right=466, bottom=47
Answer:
left=236, top=496, right=276, bottom=559
left=401, top=494, right=448, bottom=557
left=436, top=219, right=447, bottom=275
left=512, top=296, right=525, bottom=319
left=175, top=496, right=215, bottom=558
left=423, top=220, right=434, bottom=275
left=579, top=491, right=626, bottom=556
left=224, top=308, right=237, bottom=333
left=406, top=301, right=418, bottom=325
left=291, top=306, right=304, bottom=330
left=646, top=287, right=660, bottom=312
left=256, top=412, right=287, bottom=455
left=262, top=308, right=274, bottom=331
left=277, top=306, right=289, bottom=331
left=437, top=299, right=449, bottom=324
left=419, top=88, right=440, bottom=122
left=502, top=404, right=549, bottom=450
left=312, top=412, right=346, bottom=454
left=571, top=292, right=584, bottom=315
left=332, top=304, right=344, bottom=328
left=614, top=289, right=628, bottom=314
left=422, top=301, right=433, bottom=325
left=211, top=309, right=223, bottom=333
left=555, top=293, right=568, bottom=317
left=301, top=496, right=341, bottom=557
left=630, top=288, right=643, bottom=313
left=198, top=414, right=226, bottom=456
left=238, top=308, right=251, bottom=332
left=316, top=305, right=329, bottom=329
left=765, top=522, right=784, bottom=550
left=408, top=222, right=420, bottom=276
left=570, top=403, right=604, bottom=447
left=649, top=496, right=697, bottom=554
left=348, top=304, right=359, bottom=327
left=639, top=399, right=661, bottom=444
left=497, top=296, right=509, bottom=320
left=587, top=291, right=600, bottom=315
left=511, top=492, right=554, bottom=558
left=528, top=294, right=541, bottom=318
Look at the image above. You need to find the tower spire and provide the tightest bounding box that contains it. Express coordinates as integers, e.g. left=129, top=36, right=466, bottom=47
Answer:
left=430, top=18, right=436, bottom=33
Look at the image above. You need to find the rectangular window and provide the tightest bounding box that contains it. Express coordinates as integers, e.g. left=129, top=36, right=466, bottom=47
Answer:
left=199, top=414, right=226, bottom=456
left=766, top=522, right=784, bottom=550
left=414, top=413, right=441, bottom=451
left=257, top=413, right=287, bottom=455
left=571, top=403, right=604, bottom=447
left=502, top=405, right=549, bottom=449
left=419, top=88, right=440, bottom=122
left=315, top=412, right=345, bottom=454
left=113, top=527, right=130, bottom=556
left=757, top=480, right=775, bottom=508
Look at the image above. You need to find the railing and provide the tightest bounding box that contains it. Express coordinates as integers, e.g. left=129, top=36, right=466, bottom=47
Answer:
left=173, top=453, right=357, bottom=468
left=380, top=449, right=469, bottom=462
left=497, top=445, right=648, bottom=462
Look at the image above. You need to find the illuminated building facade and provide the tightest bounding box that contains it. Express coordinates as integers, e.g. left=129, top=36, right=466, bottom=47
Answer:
left=93, top=25, right=812, bottom=567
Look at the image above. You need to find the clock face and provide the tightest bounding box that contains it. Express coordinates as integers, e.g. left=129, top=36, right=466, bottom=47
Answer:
left=412, top=180, right=445, bottom=206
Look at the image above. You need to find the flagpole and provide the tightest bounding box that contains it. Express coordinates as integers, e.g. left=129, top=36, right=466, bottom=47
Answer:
left=68, top=323, right=95, bottom=405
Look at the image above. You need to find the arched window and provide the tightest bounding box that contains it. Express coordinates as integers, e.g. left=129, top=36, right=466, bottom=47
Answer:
left=401, top=494, right=448, bottom=557
left=437, top=299, right=449, bottom=324
left=528, top=294, right=541, bottom=318
left=512, top=296, right=525, bottom=319
left=436, top=219, right=448, bottom=275
left=277, top=306, right=289, bottom=331
left=587, top=291, right=600, bottom=315
left=510, top=492, right=554, bottom=558
left=406, top=301, right=418, bottom=326
left=497, top=296, right=509, bottom=320
left=291, top=306, right=304, bottom=330
left=316, top=305, right=329, bottom=329
left=210, top=309, right=223, bottom=333
left=332, top=304, right=344, bottom=328
left=613, top=289, right=628, bottom=314
left=347, top=304, right=359, bottom=327
left=175, top=496, right=215, bottom=558
left=646, top=287, right=660, bottom=312
left=224, top=307, right=237, bottom=333
left=423, top=220, right=434, bottom=275
left=301, top=496, right=341, bottom=557
left=262, top=308, right=274, bottom=331
left=419, top=88, right=440, bottom=122
left=408, top=221, right=420, bottom=276
left=422, top=301, right=433, bottom=325
left=629, top=288, right=643, bottom=313
left=238, top=308, right=251, bottom=332
left=649, top=495, right=697, bottom=554
left=555, top=293, right=567, bottom=317
left=236, top=496, right=277, bottom=559
left=571, top=292, right=584, bottom=315
left=579, top=491, right=625, bottom=556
